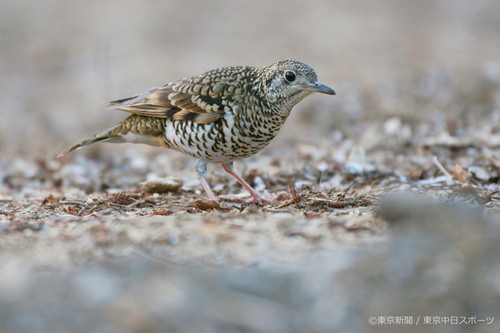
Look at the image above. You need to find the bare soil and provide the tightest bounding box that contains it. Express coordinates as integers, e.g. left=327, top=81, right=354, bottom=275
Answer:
left=1, top=1, right=500, bottom=332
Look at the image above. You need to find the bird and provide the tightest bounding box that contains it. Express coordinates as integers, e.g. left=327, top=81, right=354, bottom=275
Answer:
left=58, top=59, right=335, bottom=203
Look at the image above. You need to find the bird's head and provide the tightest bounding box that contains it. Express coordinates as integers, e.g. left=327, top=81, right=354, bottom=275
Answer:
left=260, top=59, right=335, bottom=109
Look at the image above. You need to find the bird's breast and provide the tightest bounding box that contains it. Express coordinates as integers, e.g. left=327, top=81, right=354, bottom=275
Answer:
left=163, top=107, right=289, bottom=163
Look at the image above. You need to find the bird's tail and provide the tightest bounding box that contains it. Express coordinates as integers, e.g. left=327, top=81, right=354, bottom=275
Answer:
left=57, top=115, right=168, bottom=158
left=56, top=125, right=121, bottom=158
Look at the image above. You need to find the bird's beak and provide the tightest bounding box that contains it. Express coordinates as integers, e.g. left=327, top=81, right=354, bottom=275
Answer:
left=298, top=81, right=336, bottom=95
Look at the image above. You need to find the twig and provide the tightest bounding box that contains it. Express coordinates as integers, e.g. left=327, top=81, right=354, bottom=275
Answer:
left=416, top=175, right=450, bottom=186
left=486, top=191, right=500, bottom=201
left=126, top=198, right=147, bottom=208
left=318, top=170, right=325, bottom=190
left=432, top=156, right=454, bottom=185
left=276, top=180, right=301, bottom=208
left=59, top=200, right=92, bottom=209
left=344, top=179, right=360, bottom=194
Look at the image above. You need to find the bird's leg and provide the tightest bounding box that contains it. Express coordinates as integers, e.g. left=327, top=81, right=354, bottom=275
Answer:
left=221, top=162, right=272, bottom=204
left=196, top=160, right=217, bottom=201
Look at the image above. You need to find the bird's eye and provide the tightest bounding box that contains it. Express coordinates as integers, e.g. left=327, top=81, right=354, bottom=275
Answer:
left=284, top=71, right=296, bottom=82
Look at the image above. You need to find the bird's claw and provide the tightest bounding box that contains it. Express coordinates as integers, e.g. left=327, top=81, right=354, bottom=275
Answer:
left=250, top=197, right=273, bottom=205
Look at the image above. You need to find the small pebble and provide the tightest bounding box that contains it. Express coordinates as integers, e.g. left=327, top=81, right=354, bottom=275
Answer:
left=140, top=177, right=184, bottom=193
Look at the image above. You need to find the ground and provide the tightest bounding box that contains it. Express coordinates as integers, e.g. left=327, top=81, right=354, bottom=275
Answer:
left=1, top=71, right=500, bottom=332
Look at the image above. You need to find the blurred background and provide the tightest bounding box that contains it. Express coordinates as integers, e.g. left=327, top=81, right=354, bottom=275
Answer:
left=1, top=0, right=500, bottom=158
left=2, top=2, right=500, bottom=332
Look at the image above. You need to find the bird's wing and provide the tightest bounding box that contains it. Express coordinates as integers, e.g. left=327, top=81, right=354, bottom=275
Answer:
left=108, top=66, right=251, bottom=124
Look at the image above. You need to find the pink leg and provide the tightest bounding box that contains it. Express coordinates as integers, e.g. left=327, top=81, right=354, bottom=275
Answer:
left=199, top=175, right=217, bottom=201
left=196, top=160, right=217, bottom=201
left=222, top=163, right=272, bottom=204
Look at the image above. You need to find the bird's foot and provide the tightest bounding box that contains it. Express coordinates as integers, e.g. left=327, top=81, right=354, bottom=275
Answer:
left=249, top=196, right=273, bottom=205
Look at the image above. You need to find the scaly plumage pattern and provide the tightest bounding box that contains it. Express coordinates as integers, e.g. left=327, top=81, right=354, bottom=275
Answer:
left=59, top=59, right=335, bottom=203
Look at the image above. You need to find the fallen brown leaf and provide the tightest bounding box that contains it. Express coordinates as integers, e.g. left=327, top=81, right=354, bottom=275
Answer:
left=140, top=177, right=183, bottom=193
left=151, top=209, right=174, bottom=216
left=90, top=224, right=112, bottom=246
left=193, top=200, right=229, bottom=211
left=450, top=164, right=471, bottom=183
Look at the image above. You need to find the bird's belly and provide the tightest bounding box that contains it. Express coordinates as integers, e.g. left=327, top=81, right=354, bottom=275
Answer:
left=163, top=119, right=276, bottom=163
